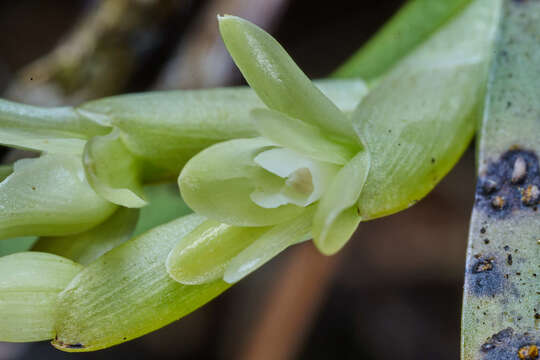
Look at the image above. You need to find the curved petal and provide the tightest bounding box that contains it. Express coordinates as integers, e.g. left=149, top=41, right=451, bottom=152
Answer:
left=313, top=150, right=371, bottom=255
left=84, top=129, right=147, bottom=208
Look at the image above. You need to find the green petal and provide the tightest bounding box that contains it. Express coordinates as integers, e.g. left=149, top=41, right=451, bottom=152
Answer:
left=0, top=252, right=82, bottom=342
left=166, top=220, right=269, bottom=285
left=0, top=99, right=109, bottom=154
left=251, top=108, right=357, bottom=164
left=84, top=129, right=147, bottom=208
left=179, top=138, right=305, bottom=226
left=218, top=15, right=358, bottom=143
left=313, top=150, right=370, bottom=255
left=0, top=154, right=117, bottom=239
left=53, top=214, right=231, bottom=352
left=223, top=206, right=315, bottom=283
left=355, top=0, right=501, bottom=220
left=33, top=207, right=139, bottom=265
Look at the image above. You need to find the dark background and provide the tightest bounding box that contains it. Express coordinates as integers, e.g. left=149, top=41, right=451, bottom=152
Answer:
left=0, top=0, right=476, bottom=359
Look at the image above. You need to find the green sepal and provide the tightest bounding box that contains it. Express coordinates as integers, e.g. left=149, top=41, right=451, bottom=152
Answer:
left=0, top=252, right=82, bottom=342
left=0, top=99, right=109, bottom=154
left=53, top=214, right=230, bottom=352
left=218, top=15, right=358, bottom=144
left=33, top=207, right=139, bottom=265
left=313, top=150, right=370, bottom=255
left=84, top=128, right=147, bottom=208
left=166, top=220, right=269, bottom=285
left=223, top=206, right=316, bottom=283
left=251, top=108, right=357, bottom=165
left=179, top=138, right=305, bottom=227
left=0, top=154, right=117, bottom=240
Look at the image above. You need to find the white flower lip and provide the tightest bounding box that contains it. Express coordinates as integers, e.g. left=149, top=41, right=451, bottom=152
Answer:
left=250, top=147, right=340, bottom=208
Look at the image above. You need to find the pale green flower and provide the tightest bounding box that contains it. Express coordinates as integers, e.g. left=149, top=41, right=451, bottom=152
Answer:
left=173, top=0, right=500, bottom=283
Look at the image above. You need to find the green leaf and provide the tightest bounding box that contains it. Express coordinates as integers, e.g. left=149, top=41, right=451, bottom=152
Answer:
left=218, top=15, right=358, bottom=143
left=0, top=154, right=117, bottom=239
left=83, top=129, right=147, bottom=208
left=0, top=99, right=109, bottom=154
left=334, top=0, right=473, bottom=79
left=32, top=207, right=139, bottom=266
left=53, top=214, right=230, bottom=352
left=179, top=138, right=305, bottom=226
left=166, top=220, right=269, bottom=285
left=223, top=206, right=316, bottom=283
left=0, top=252, right=82, bottom=342
left=313, top=150, right=370, bottom=255
left=355, top=0, right=502, bottom=220
left=78, top=80, right=367, bottom=178
left=251, top=108, right=357, bottom=165
left=461, top=1, right=540, bottom=358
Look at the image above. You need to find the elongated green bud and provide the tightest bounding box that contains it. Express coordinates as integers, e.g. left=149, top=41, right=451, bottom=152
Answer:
left=0, top=252, right=82, bottom=342
left=53, top=214, right=230, bottom=352
left=166, top=220, right=269, bottom=284
left=0, top=154, right=117, bottom=240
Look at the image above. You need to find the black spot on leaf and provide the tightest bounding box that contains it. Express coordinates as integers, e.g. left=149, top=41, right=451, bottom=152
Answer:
left=475, top=149, right=540, bottom=218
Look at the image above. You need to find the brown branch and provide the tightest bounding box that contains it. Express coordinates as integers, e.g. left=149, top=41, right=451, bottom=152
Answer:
left=154, top=0, right=289, bottom=89
left=5, top=0, right=183, bottom=105
left=238, top=243, right=342, bottom=360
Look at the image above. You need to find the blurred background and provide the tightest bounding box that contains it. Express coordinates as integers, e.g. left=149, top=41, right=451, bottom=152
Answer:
left=0, top=0, right=477, bottom=359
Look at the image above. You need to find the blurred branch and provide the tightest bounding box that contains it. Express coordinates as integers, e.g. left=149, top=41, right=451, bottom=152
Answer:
left=154, top=0, right=289, bottom=89
left=4, top=0, right=184, bottom=106
left=239, top=244, right=342, bottom=360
